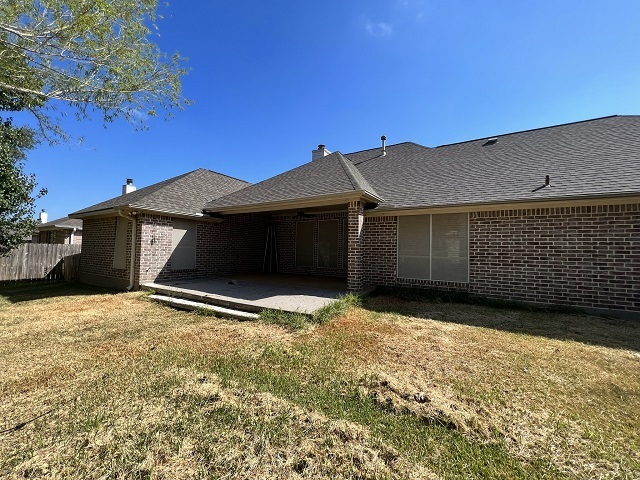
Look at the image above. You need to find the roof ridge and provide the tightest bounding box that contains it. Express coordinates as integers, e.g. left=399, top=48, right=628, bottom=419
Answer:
left=334, top=152, right=380, bottom=198
left=198, top=167, right=251, bottom=185
left=435, top=115, right=620, bottom=148
left=334, top=152, right=359, bottom=191
left=344, top=141, right=421, bottom=156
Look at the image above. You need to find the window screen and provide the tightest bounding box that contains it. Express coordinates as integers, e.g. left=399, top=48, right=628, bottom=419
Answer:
left=431, top=213, right=469, bottom=282
left=295, top=221, right=314, bottom=267
left=318, top=220, right=339, bottom=269
left=397, top=215, right=430, bottom=279
left=113, top=216, right=128, bottom=269
left=172, top=219, right=196, bottom=270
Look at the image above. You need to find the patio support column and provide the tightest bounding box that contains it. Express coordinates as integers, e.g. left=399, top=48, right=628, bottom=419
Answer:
left=347, top=200, right=365, bottom=292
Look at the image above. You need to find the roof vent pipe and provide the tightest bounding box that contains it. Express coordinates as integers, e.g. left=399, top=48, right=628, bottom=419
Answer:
left=381, top=135, right=387, bottom=156
left=122, top=178, right=136, bottom=195
left=545, top=175, right=550, bottom=186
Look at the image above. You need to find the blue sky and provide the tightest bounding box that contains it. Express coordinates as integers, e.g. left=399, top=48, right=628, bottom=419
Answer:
left=19, top=1, right=640, bottom=220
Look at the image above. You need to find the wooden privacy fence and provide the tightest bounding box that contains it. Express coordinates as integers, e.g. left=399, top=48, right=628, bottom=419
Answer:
left=0, top=244, right=82, bottom=283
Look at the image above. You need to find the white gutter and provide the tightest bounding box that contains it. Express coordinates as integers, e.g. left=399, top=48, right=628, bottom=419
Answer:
left=117, top=209, right=138, bottom=291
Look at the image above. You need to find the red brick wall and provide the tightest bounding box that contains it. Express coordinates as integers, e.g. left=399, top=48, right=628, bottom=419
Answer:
left=361, top=203, right=639, bottom=313
left=80, top=217, right=131, bottom=285
left=469, top=204, right=640, bottom=312
left=362, top=216, right=397, bottom=286
left=80, top=202, right=639, bottom=314
left=138, top=213, right=270, bottom=283
left=197, top=213, right=270, bottom=276
left=138, top=214, right=174, bottom=283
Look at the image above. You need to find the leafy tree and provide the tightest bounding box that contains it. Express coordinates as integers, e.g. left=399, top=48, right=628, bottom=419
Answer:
left=0, top=118, right=45, bottom=254
left=0, top=0, right=187, bottom=140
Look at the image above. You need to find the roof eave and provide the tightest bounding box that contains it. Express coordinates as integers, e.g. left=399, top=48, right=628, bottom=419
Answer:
left=70, top=205, right=222, bottom=222
left=205, top=190, right=383, bottom=215
left=365, top=192, right=640, bottom=216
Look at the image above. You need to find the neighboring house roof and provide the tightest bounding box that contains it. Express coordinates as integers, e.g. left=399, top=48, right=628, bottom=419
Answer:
left=37, top=217, right=83, bottom=231
left=204, top=151, right=381, bottom=212
left=70, top=169, right=249, bottom=218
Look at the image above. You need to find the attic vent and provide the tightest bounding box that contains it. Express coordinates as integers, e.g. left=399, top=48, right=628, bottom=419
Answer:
left=483, top=137, right=498, bottom=146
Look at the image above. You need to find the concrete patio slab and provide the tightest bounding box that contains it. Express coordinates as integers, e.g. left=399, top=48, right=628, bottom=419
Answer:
left=142, top=274, right=347, bottom=314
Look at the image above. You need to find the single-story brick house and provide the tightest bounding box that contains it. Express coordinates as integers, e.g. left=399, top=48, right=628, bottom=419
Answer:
left=33, top=215, right=83, bottom=245
left=70, top=116, right=640, bottom=318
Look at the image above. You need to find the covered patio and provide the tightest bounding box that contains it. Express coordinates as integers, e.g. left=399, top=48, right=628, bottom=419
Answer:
left=142, top=274, right=348, bottom=314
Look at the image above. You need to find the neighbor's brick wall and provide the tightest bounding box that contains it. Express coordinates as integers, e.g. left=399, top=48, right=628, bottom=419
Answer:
left=80, top=217, right=131, bottom=282
left=273, top=212, right=348, bottom=277
left=469, top=204, right=640, bottom=312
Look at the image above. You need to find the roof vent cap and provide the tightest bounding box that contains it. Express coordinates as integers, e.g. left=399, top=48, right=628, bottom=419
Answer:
left=381, top=135, right=387, bottom=156
left=483, top=137, right=498, bottom=146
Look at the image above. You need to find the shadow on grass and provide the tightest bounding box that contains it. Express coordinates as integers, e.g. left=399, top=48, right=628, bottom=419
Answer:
left=0, top=281, right=119, bottom=304
left=366, top=286, right=640, bottom=352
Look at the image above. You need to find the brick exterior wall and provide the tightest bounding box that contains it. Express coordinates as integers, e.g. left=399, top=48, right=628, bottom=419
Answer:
left=468, top=204, right=640, bottom=312
left=80, top=217, right=132, bottom=285
left=360, top=202, right=639, bottom=314
left=273, top=212, right=348, bottom=277
left=196, top=213, right=270, bottom=277
left=362, top=215, right=397, bottom=286
left=80, top=202, right=639, bottom=314
left=37, top=229, right=81, bottom=245
left=137, top=213, right=270, bottom=284
left=347, top=201, right=364, bottom=292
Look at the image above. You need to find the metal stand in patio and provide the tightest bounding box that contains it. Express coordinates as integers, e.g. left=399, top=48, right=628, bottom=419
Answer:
left=262, top=224, right=279, bottom=273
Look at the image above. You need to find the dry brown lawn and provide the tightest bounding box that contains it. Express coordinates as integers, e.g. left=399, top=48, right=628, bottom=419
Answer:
left=0, top=282, right=638, bottom=479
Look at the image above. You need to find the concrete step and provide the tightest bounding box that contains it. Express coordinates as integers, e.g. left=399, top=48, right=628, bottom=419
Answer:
left=148, top=294, right=259, bottom=321
left=142, top=283, right=264, bottom=313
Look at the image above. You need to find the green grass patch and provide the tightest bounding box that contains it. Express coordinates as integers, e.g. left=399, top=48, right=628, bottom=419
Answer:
left=312, top=293, right=362, bottom=324
left=164, top=344, right=562, bottom=479
left=259, top=309, right=309, bottom=330
left=259, top=294, right=363, bottom=330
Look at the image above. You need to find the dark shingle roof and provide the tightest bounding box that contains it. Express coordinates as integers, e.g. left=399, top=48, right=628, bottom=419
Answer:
left=71, top=169, right=249, bottom=217
left=204, top=152, right=380, bottom=211
left=72, top=116, right=640, bottom=217
left=347, top=115, right=640, bottom=210
left=38, top=217, right=83, bottom=230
